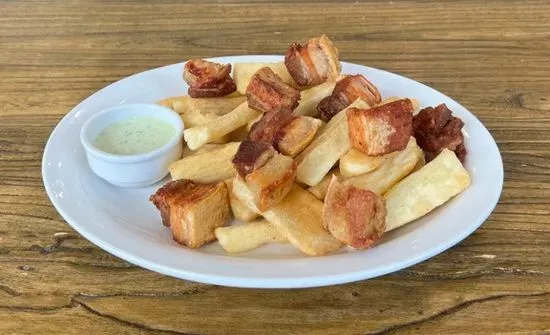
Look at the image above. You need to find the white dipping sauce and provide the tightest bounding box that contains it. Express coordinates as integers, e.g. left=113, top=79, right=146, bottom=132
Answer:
left=94, top=117, right=175, bottom=155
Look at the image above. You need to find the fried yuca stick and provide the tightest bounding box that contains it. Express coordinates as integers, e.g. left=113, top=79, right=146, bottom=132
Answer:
left=181, top=143, right=227, bottom=158
left=293, top=81, right=337, bottom=117
left=233, top=62, right=297, bottom=94
left=412, top=150, right=426, bottom=172
left=307, top=169, right=341, bottom=201
left=308, top=138, right=421, bottom=199
left=345, top=137, right=422, bottom=195
left=215, top=219, right=288, bottom=253
left=158, top=95, right=245, bottom=128
left=339, top=149, right=387, bottom=177
left=225, top=179, right=259, bottom=222
left=232, top=178, right=342, bottom=256
left=183, top=102, right=261, bottom=150
left=296, top=98, right=371, bottom=186
left=169, top=142, right=240, bottom=182
left=385, top=149, right=471, bottom=231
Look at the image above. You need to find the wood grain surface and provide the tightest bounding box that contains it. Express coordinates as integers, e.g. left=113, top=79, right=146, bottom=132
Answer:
left=1, top=0, right=549, bottom=334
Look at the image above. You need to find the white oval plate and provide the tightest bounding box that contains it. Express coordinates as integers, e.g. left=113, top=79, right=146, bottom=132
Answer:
left=43, top=55, right=503, bottom=288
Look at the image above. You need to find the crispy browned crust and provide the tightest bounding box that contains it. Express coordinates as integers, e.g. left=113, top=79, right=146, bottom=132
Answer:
left=248, top=111, right=296, bottom=144
left=184, top=59, right=236, bottom=97
left=149, top=179, right=220, bottom=227
left=317, top=95, right=348, bottom=122
left=318, top=75, right=382, bottom=122
left=232, top=140, right=277, bottom=178
left=246, top=67, right=300, bottom=114
left=323, top=176, right=386, bottom=249
left=245, top=154, right=297, bottom=212
left=150, top=179, right=229, bottom=248
left=346, top=99, right=413, bottom=156
left=150, top=180, right=209, bottom=227
left=149, top=180, right=191, bottom=227
left=188, top=78, right=236, bottom=98
left=184, top=59, right=231, bottom=88
left=284, top=35, right=341, bottom=87
left=413, top=104, right=466, bottom=162
left=285, top=43, right=318, bottom=87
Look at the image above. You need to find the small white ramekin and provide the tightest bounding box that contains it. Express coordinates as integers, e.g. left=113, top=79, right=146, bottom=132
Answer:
left=80, top=103, right=184, bottom=187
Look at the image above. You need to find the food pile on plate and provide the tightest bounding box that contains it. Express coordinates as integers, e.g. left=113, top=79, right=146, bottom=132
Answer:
left=150, top=35, right=470, bottom=256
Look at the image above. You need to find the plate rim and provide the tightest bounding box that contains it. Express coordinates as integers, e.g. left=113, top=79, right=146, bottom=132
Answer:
left=42, top=55, right=504, bottom=288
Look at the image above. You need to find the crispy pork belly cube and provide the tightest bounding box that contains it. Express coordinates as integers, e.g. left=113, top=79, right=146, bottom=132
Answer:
left=247, top=109, right=296, bottom=143
left=323, top=176, right=386, bottom=249
left=246, top=67, right=301, bottom=113
left=149, top=180, right=230, bottom=248
left=244, top=153, right=297, bottom=212
left=232, top=140, right=277, bottom=178
left=188, top=78, right=236, bottom=98
left=346, top=99, right=413, bottom=156
left=273, top=116, right=323, bottom=157
left=183, top=59, right=236, bottom=98
left=317, top=75, right=382, bottom=122
left=284, top=35, right=341, bottom=87
left=184, top=59, right=231, bottom=88
left=413, top=103, right=466, bottom=162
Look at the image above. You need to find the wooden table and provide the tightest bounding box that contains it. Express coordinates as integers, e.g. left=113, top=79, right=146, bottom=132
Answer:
left=1, top=1, right=549, bottom=333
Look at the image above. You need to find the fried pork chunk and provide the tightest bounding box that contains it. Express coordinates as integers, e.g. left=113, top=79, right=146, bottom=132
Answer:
left=273, top=116, right=323, bottom=157
left=413, top=104, right=466, bottom=162
left=232, top=140, right=277, bottom=178
left=247, top=110, right=296, bottom=143
left=232, top=139, right=296, bottom=211
left=183, top=59, right=236, bottom=98
left=243, top=152, right=297, bottom=212
left=246, top=67, right=301, bottom=114
left=323, top=176, right=386, bottom=249
left=284, top=35, right=341, bottom=87
left=246, top=111, right=321, bottom=157
left=150, top=179, right=230, bottom=248
left=347, top=99, right=413, bottom=156
left=317, top=75, right=382, bottom=122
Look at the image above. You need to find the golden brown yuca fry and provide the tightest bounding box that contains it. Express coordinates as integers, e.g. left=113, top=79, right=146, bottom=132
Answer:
left=384, top=149, right=471, bottom=231
left=412, top=150, right=426, bottom=172
left=181, top=143, right=194, bottom=157
left=215, top=219, right=288, bottom=253
left=158, top=95, right=245, bottom=128
left=233, top=62, right=296, bottom=95
left=169, top=142, right=240, bottom=182
left=232, top=178, right=342, bottom=256
left=183, top=102, right=261, bottom=150
left=307, top=169, right=341, bottom=201
left=225, top=179, right=259, bottom=222
left=262, top=185, right=342, bottom=256
left=296, top=99, right=371, bottom=186
left=181, top=142, right=227, bottom=157
left=293, top=81, right=337, bottom=117
left=231, top=175, right=260, bottom=213
left=344, top=137, right=422, bottom=195
left=339, top=149, right=387, bottom=177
